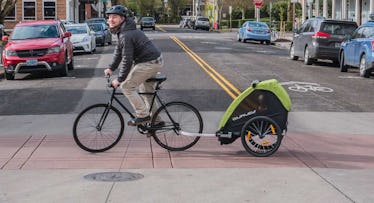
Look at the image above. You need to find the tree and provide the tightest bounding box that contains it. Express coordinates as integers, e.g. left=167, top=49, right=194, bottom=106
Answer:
left=231, top=0, right=251, bottom=20
left=168, top=0, right=187, bottom=23
left=0, top=0, right=17, bottom=25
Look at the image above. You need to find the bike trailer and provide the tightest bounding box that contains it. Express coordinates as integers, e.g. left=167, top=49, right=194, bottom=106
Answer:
left=216, top=79, right=291, bottom=146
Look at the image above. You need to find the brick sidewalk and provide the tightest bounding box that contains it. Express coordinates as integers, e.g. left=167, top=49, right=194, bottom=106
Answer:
left=2, top=132, right=374, bottom=170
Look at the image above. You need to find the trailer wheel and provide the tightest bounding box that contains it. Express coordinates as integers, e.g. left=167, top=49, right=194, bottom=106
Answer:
left=241, top=116, right=283, bottom=157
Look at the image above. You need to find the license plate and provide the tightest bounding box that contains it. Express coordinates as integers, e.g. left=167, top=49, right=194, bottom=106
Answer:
left=26, top=59, right=38, bottom=66
left=335, top=43, right=341, bottom=48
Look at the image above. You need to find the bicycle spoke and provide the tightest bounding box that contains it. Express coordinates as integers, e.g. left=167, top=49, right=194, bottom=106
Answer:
left=73, top=104, right=124, bottom=153
left=151, top=102, right=202, bottom=151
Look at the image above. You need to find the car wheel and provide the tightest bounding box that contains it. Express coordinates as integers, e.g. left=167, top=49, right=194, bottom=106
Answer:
left=266, top=40, right=271, bottom=45
left=153, top=26, right=155, bottom=30
left=141, top=27, right=143, bottom=30
left=237, top=33, right=241, bottom=42
left=5, top=71, right=15, bottom=80
left=359, top=54, right=370, bottom=78
left=289, top=43, right=299, bottom=60
left=304, top=46, right=313, bottom=65
left=242, top=38, right=246, bottom=43
left=339, top=51, right=348, bottom=72
left=59, top=56, right=68, bottom=77
left=68, top=57, right=74, bottom=70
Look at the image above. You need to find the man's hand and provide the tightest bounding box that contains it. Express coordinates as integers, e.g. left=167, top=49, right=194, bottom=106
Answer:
left=104, top=68, right=113, bottom=76
left=111, top=79, right=121, bottom=88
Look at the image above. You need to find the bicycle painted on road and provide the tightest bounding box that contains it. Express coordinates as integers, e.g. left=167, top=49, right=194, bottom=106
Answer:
left=280, top=81, right=334, bottom=93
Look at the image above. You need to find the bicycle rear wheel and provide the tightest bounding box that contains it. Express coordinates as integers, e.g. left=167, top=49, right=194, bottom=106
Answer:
left=150, top=102, right=203, bottom=151
left=241, top=116, right=282, bottom=157
left=73, top=104, right=124, bottom=153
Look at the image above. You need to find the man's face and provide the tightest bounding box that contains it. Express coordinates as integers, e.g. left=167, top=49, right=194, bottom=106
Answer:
left=107, top=14, right=125, bottom=29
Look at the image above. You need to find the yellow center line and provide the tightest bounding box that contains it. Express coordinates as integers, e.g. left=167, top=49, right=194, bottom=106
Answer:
left=170, top=36, right=241, bottom=99
left=156, top=26, right=166, bottom=32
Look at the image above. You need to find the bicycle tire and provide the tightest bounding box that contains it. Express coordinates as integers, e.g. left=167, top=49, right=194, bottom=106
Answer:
left=73, top=103, right=124, bottom=153
left=240, top=116, right=282, bottom=157
left=150, top=102, right=203, bottom=151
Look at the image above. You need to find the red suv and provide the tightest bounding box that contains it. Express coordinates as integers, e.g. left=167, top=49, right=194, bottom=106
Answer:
left=2, top=20, right=74, bottom=80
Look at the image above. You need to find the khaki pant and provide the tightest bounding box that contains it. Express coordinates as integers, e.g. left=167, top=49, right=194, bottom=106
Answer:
left=120, top=56, right=163, bottom=118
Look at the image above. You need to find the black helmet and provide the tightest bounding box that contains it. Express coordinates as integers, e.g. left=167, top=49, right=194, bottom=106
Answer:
left=106, top=5, right=128, bottom=17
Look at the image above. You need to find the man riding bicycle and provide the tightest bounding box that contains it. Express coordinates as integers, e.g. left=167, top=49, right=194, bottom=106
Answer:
left=104, top=5, right=164, bottom=126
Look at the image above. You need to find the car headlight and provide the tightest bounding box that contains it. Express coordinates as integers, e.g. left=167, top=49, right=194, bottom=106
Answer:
left=48, top=46, right=60, bottom=53
left=5, top=50, right=17, bottom=57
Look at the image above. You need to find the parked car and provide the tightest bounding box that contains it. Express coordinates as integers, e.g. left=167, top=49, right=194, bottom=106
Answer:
left=193, top=16, right=210, bottom=31
left=85, top=18, right=107, bottom=25
left=140, top=17, right=156, bottom=30
left=290, top=17, right=358, bottom=65
left=61, top=20, right=75, bottom=25
left=88, top=22, right=112, bottom=46
left=339, top=21, right=374, bottom=78
left=237, top=21, right=271, bottom=45
left=1, top=20, right=74, bottom=80
left=65, top=23, right=96, bottom=54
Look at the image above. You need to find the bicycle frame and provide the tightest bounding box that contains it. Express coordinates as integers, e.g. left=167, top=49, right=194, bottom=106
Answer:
left=96, top=79, right=180, bottom=132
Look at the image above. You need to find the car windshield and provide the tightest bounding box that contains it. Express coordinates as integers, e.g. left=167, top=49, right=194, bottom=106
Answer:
left=142, top=17, right=154, bottom=22
left=66, top=26, right=87, bottom=34
left=321, top=23, right=357, bottom=35
left=198, top=18, right=209, bottom=22
left=11, top=24, right=59, bottom=40
left=86, top=18, right=106, bottom=23
left=89, top=24, right=103, bottom=32
left=247, top=22, right=268, bottom=28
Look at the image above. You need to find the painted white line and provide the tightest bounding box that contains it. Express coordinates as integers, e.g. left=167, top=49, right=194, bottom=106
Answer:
left=338, top=76, right=361, bottom=79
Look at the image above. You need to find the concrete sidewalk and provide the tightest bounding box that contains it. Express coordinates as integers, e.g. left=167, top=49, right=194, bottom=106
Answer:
left=1, top=112, right=374, bottom=202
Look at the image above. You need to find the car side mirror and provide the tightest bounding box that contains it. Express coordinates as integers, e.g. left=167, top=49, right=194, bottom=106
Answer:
left=2, top=35, right=8, bottom=42
left=63, top=32, right=72, bottom=38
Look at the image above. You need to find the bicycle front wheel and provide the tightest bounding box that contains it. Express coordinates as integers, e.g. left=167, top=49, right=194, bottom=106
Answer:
left=73, top=104, right=124, bottom=153
left=151, top=102, right=203, bottom=151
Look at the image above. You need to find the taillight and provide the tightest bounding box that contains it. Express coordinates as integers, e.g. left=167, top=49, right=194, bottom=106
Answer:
left=266, top=29, right=271, bottom=33
left=371, top=40, right=374, bottom=51
left=247, top=28, right=251, bottom=32
left=312, top=31, right=330, bottom=39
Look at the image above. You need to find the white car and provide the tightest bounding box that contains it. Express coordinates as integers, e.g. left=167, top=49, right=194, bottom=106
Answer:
left=65, top=23, right=96, bottom=54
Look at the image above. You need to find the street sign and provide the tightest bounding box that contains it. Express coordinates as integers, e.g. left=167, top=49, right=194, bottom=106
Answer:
left=229, top=6, right=232, bottom=15
left=253, top=0, right=263, bottom=8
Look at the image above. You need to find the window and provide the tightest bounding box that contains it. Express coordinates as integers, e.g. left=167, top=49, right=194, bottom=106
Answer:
left=23, top=1, right=36, bottom=20
left=352, top=27, right=364, bottom=39
left=5, top=6, right=16, bottom=21
left=44, top=1, right=56, bottom=19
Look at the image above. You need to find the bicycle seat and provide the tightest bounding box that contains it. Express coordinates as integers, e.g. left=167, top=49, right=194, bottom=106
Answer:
left=146, top=75, right=167, bottom=83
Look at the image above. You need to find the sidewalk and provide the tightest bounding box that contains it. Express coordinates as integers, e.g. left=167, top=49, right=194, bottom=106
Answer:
left=1, top=112, right=374, bottom=202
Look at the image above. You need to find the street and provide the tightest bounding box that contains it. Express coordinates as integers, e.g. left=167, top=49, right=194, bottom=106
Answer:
left=1, top=25, right=374, bottom=202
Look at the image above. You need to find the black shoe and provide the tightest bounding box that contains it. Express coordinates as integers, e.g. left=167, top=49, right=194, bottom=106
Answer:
left=128, top=116, right=151, bottom=126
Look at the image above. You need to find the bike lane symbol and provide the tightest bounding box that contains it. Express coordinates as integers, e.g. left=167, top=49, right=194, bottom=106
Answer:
left=280, top=81, right=334, bottom=93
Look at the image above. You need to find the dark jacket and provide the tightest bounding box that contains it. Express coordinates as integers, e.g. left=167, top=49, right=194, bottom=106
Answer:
left=109, top=17, right=161, bottom=82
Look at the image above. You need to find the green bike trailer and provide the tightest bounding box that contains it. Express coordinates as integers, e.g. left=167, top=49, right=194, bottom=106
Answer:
left=216, top=79, right=291, bottom=157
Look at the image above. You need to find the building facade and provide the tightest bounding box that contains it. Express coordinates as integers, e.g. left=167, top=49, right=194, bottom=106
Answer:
left=3, top=0, right=109, bottom=30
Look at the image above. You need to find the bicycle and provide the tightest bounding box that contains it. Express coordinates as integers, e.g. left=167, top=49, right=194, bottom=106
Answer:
left=73, top=74, right=203, bottom=153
